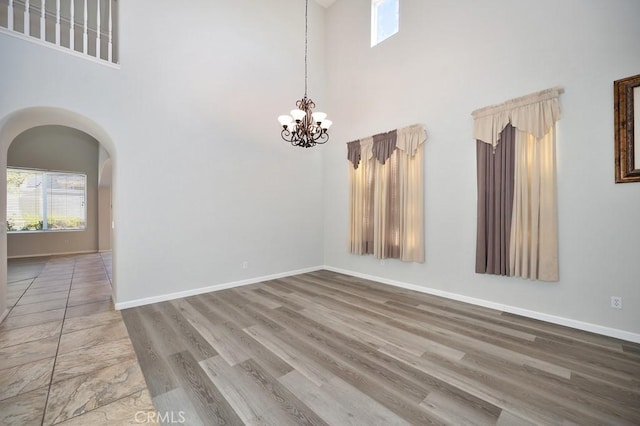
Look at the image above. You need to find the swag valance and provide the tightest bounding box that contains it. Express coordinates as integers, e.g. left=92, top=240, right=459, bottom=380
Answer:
left=474, top=87, right=563, bottom=282
left=347, top=124, right=426, bottom=169
left=472, top=87, right=563, bottom=148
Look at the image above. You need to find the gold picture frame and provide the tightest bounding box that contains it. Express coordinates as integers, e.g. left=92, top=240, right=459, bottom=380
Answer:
left=614, top=73, right=640, bottom=183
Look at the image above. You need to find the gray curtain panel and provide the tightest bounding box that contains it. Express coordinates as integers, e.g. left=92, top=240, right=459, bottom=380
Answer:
left=372, top=130, right=397, bottom=165
left=347, top=140, right=361, bottom=169
left=475, top=124, right=515, bottom=275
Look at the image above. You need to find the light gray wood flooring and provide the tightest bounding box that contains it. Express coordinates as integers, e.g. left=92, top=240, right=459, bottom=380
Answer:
left=122, top=270, right=640, bottom=425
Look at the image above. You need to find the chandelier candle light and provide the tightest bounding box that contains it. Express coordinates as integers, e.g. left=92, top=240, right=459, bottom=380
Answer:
left=278, top=0, right=332, bottom=148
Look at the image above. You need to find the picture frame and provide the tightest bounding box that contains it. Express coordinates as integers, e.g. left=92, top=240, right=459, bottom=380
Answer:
left=614, top=73, right=640, bottom=183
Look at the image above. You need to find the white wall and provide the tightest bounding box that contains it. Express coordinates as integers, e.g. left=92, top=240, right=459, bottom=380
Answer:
left=0, top=0, right=327, bottom=306
left=98, top=186, right=111, bottom=252
left=323, top=0, right=640, bottom=337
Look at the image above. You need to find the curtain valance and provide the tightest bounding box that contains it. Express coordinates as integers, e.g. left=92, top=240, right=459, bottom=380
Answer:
left=347, top=124, right=426, bottom=169
left=472, top=87, right=563, bottom=148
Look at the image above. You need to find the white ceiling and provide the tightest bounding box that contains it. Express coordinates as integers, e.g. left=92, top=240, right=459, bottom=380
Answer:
left=314, top=0, right=337, bottom=8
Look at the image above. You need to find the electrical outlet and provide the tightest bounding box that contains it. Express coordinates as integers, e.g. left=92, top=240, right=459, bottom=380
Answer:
left=380, top=259, right=385, bottom=266
left=242, top=261, right=249, bottom=270
left=610, top=296, right=622, bottom=309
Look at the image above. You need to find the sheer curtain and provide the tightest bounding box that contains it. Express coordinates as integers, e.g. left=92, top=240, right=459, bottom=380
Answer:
left=348, top=124, right=426, bottom=262
left=510, top=128, right=559, bottom=281
left=473, top=88, right=562, bottom=281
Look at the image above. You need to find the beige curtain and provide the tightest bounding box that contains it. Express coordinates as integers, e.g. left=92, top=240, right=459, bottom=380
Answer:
left=472, top=87, right=562, bottom=281
left=349, top=137, right=374, bottom=255
left=473, top=87, right=563, bottom=149
left=348, top=125, right=425, bottom=263
left=510, top=128, right=559, bottom=281
left=396, top=125, right=425, bottom=262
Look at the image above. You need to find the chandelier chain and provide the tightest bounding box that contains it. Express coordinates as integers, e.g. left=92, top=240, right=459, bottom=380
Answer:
left=277, top=0, right=331, bottom=148
left=304, top=0, right=308, bottom=98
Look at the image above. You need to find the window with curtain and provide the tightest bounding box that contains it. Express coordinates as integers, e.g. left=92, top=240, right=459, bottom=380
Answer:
left=371, top=0, right=399, bottom=47
left=473, top=87, right=562, bottom=281
left=347, top=124, right=425, bottom=263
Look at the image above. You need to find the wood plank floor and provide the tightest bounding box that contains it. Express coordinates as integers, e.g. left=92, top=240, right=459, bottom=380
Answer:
left=123, top=270, right=640, bottom=425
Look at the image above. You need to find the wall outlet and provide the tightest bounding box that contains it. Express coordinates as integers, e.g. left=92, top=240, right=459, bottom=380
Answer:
left=242, top=261, right=249, bottom=270
left=610, top=296, right=622, bottom=309
left=380, top=259, right=385, bottom=266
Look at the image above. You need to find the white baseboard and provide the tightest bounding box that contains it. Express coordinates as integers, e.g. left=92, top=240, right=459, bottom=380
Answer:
left=114, top=265, right=324, bottom=310
left=8, top=250, right=97, bottom=259
left=324, top=266, right=640, bottom=344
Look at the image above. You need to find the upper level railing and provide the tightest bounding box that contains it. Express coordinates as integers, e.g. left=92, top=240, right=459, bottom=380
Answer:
left=0, top=0, right=118, bottom=65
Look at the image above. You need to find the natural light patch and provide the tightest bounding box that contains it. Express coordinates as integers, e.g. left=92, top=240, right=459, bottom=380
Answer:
left=371, top=0, right=399, bottom=47
left=7, top=168, right=87, bottom=232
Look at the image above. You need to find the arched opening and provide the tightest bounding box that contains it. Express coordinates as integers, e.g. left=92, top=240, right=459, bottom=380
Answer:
left=0, top=107, right=117, bottom=321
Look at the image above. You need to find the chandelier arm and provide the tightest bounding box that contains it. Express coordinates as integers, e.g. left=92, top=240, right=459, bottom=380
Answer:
left=314, top=131, right=329, bottom=144
left=281, top=128, right=292, bottom=141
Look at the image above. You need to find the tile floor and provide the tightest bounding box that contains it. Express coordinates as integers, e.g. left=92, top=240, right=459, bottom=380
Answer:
left=0, top=253, right=157, bottom=425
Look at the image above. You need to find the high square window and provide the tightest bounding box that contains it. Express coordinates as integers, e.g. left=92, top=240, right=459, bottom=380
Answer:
left=371, top=0, right=399, bottom=47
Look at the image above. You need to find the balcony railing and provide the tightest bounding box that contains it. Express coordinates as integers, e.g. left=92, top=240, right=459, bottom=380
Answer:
left=0, top=0, right=118, bottom=65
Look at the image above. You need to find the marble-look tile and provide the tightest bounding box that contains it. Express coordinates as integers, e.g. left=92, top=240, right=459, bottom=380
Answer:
left=67, top=291, right=113, bottom=308
left=62, top=310, right=123, bottom=335
left=0, top=386, right=48, bottom=426
left=0, top=320, right=62, bottom=349
left=22, top=283, right=71, bottom=296
left=0, top=336, right=59, bottom=371
left=7, top=267, right=44, bottom=284
left=53, top=337, right=138, bottom=382
left=7, top=289, right=27, bottom=301
left=7, top=279, right=32, bottom=293
left=34, top=271, right=73, bottom=279
left=44, top=358, right=148, bottom=425
left=16, top=290, right=69, bottom=306
left=71, top=279, right=111, bottom=289
left=9, top=298, right=68, bottom=317
left=72, top=274, right=109, bottom=283
left=0, top=357, right=54, bottom=401
left=57, top=321, right=129, bottom=355
left=7, top=288, right=28, bottom=298
left=55, top=389, right=158, bottom=426
left=71, top=281, right=111, bottom=294
left=30, top=279, right=72, bottom=288
left=0, top=309, right=66, bottom=331
left=65, top=300, right=114, bottom=318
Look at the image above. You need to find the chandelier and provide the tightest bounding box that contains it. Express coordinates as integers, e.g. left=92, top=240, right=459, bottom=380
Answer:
left=278, top=0, right=332, bottom=148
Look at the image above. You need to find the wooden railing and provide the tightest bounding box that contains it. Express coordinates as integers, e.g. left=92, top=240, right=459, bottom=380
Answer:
left=0, top=0, right=118, bottom=64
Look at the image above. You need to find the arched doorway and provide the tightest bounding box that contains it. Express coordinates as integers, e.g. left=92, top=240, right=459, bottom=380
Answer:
left=0, top=107, right=118, bottom=321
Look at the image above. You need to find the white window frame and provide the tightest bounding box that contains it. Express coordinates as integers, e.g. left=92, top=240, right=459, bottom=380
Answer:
left=371, top=0, right=399, bottom=47
left=6, top=167, right=87, bottom=233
